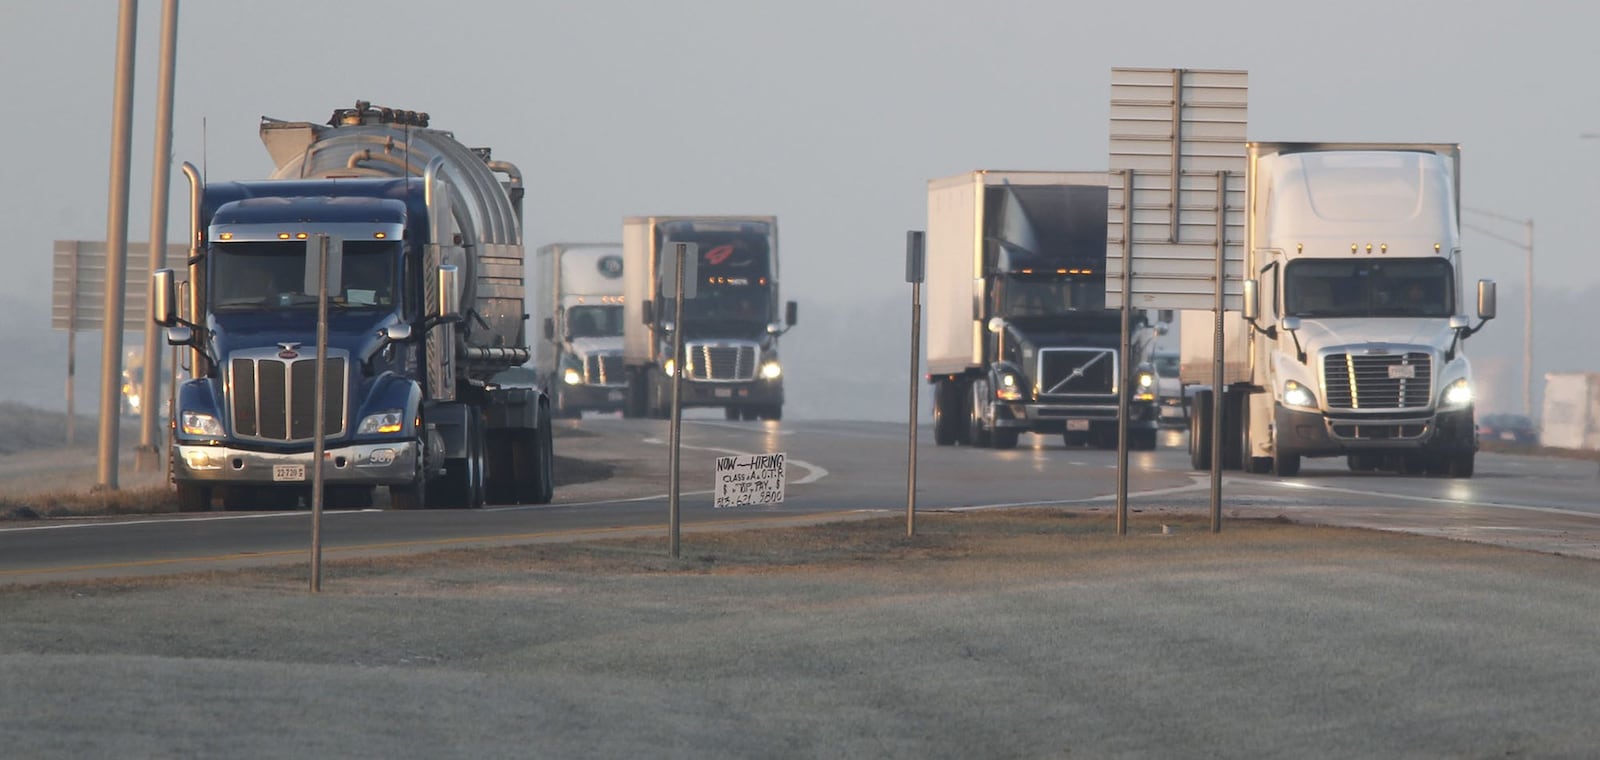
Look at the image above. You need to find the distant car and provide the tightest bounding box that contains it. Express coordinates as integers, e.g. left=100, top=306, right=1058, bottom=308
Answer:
left=1152, top=351, right=1187, bottom=426
left=1477, top=413, right=1539, bottom=447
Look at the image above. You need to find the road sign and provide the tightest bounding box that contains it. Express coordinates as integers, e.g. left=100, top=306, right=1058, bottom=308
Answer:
left=714, top=452, right=786, bottom=508
left=52, top=240, right=188, bottom=331
left=1107, top=67, right=1248, bottom=311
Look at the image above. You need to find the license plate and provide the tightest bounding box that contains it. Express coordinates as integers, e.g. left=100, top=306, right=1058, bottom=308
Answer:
left=1388, top=365, right=1416, bottom=379
left=1067, top=419, right=1090, bottom=431
left=714, top=388, right=733, bottom=398
left=273, top=464, right=305, bottom=482
left=608, top=390, right=624, bottom=401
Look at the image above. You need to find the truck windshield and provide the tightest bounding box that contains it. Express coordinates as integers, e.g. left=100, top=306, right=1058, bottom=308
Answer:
left=1283, top=258, right=1455, bottom=318
left=658, top=221, right=775, bottom=324
left=210, top=240, right=400, bottom=311
left=566, top=305, right=623, bottom=338
left=999, top=275, right=1105, bottom=318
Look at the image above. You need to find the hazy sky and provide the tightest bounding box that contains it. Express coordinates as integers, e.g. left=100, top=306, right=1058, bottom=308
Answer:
left=2, top=0, right=1596, bottom=419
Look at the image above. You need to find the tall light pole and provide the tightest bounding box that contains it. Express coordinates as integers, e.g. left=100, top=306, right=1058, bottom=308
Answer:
left=1462, top=208, right=1533, bottom=417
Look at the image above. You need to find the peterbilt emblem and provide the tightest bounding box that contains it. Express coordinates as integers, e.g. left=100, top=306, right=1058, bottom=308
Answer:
left=277, top=342, right=301, bottom=359
left=598, top=255, right=624, bottom=279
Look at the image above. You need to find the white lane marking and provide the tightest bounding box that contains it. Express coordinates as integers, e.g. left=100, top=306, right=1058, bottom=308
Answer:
left=641, top=437, right=829, bottom=485
left=947, top=477, right=1214, bottom=512
left=685, top=420, right=795, bottom=435
left=1261, top=479, right=1600, bottom=520
left=0, top=509, right=381, bottom=534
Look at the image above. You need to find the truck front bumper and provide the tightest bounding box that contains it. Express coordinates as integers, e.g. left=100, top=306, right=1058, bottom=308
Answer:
left=558, top=383, right=629, bottom=413
left=994, top=400, right=1159, bottom=432
left=678, top=380, right=783, bottom=409
left=1275, top=405, right=1476, bottom=457
left=172, top=440, right=420, bottom=486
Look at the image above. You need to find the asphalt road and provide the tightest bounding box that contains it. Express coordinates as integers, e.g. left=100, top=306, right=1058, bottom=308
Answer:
left=7, top=419, right=1600, bottom=757
left=5, top=417, right=1600, bottom=582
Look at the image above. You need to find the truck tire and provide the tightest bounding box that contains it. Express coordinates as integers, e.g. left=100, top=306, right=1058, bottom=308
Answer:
left=992, top=428, right=1019, bottom=450
left=176, top=483, right=211, bottom=512
left=1447, top=451, right=1474, bottom=478
left=1189, top=390, right=1213, bottom=470
left=762, top=405, right=783, bottom=422
left=967, top=380, right=992, bottom=448
left=1272, top=451, right=1301, bottom=476
left=1221, top=390, right=1246, bottom=470
left=932, top=381, right=960, bottom=446
left=515, top=405, right=555, bottom=504
left=389, top=479, right=426, bottom=509
left=1130, top=428, right=1158, bottom=451
left=431, top=412, right=486, bottom=508
left=623, top=369, right=647, bottom=419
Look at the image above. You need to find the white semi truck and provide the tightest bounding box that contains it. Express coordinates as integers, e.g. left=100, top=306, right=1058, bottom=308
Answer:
left=925, top=171, right=1167, bottom=450
left=532, top=243, right=627, bottom=417
left=1185, top=142, right=1495, bottom=477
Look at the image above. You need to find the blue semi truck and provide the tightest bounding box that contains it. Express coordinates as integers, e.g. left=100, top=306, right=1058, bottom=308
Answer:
left=152, top=102, right=553, bottom=510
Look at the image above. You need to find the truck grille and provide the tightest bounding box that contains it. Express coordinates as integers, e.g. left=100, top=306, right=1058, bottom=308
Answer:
left=230, top=355, right=347, bottom=441
left=583, top=353, right=626, bottom=386
left=1323, top=352, right=1432, bottom=410
left=686, top=342, right=757, bottom=382
left=1037, top=349, right=1116, bottom=396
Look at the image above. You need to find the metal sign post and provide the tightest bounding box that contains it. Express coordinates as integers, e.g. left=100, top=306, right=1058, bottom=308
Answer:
left=310, top=235, right=333, bottom=592
left=905, top=231, right=925, bottom=536
left=1108, top=66, right=1248, bottom=534
left=667, top=242, right=696, bottom=558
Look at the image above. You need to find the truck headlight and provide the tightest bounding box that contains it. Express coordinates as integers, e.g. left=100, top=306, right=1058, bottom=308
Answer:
left=1283, top=380, right=1317, bottom=409
left=995, top=372, right=1024, bottom=401
left=180, top=411, right=223, bottom=437
left=1134, top=371, right=1156, bottom=402
left=1441, top=378, right=1472, bottom=409
left=358, top=409, right=405, bottom=434
left=562, top=367, right=583, bottom=385
left=663, top=359, right=675, bottom=377
left=760, top=360, right=782, bottom=380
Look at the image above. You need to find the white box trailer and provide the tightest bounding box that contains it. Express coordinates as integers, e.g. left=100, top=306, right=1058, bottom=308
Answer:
left=1540, top=372, right=1600, bottom=451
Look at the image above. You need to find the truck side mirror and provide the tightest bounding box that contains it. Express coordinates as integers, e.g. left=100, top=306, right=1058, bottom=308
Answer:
left=1242, top=279, right=1260, bottom=322
left=437, top=265, right=459, bottom=319
left=786, top=300, right=798, bottom=327
left=152, top=269, right=178, bottom=327
left=382, top=324, right=413, bottom=343
left=642, top=300, right=655, bottom=325
left=543, top=317, right=555, bottom=341
left=166, top=325, right=194, bottom=346
left=1476, top=279, right=1497, bottom=321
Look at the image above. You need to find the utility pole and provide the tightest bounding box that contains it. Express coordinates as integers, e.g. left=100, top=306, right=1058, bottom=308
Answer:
left=96, top=0, right=138, bottom=491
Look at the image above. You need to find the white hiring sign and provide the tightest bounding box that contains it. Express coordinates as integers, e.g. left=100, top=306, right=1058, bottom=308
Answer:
left=714, top=452, right=786, bottom=508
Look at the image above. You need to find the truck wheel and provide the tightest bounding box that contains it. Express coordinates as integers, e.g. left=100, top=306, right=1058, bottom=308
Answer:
left=1189, top=390, right=1213, bottom=469
left=992, top=428, right=1019, bottom=450
left=515, top=405, right=555, bottom=504
left=623, top=369, right=647, bottom=419
left=389, top=479, right=426, bottom=509
left=431, top=412, right=486, bottom=508
left=554, top=386, right=580, bottom=419
left=176, top=483, right=211, bottom=512
left=1130, top=428, right=1158, bottom=452
left=967, top=380, right=992, bottom=447
left=1272, top=451, right=1301, bottom=476
left=932, top=381, right=960, bottom=446
left=763, top=405, right=783, bottom=422
left=1447, top=451, right=1475, bottom=478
